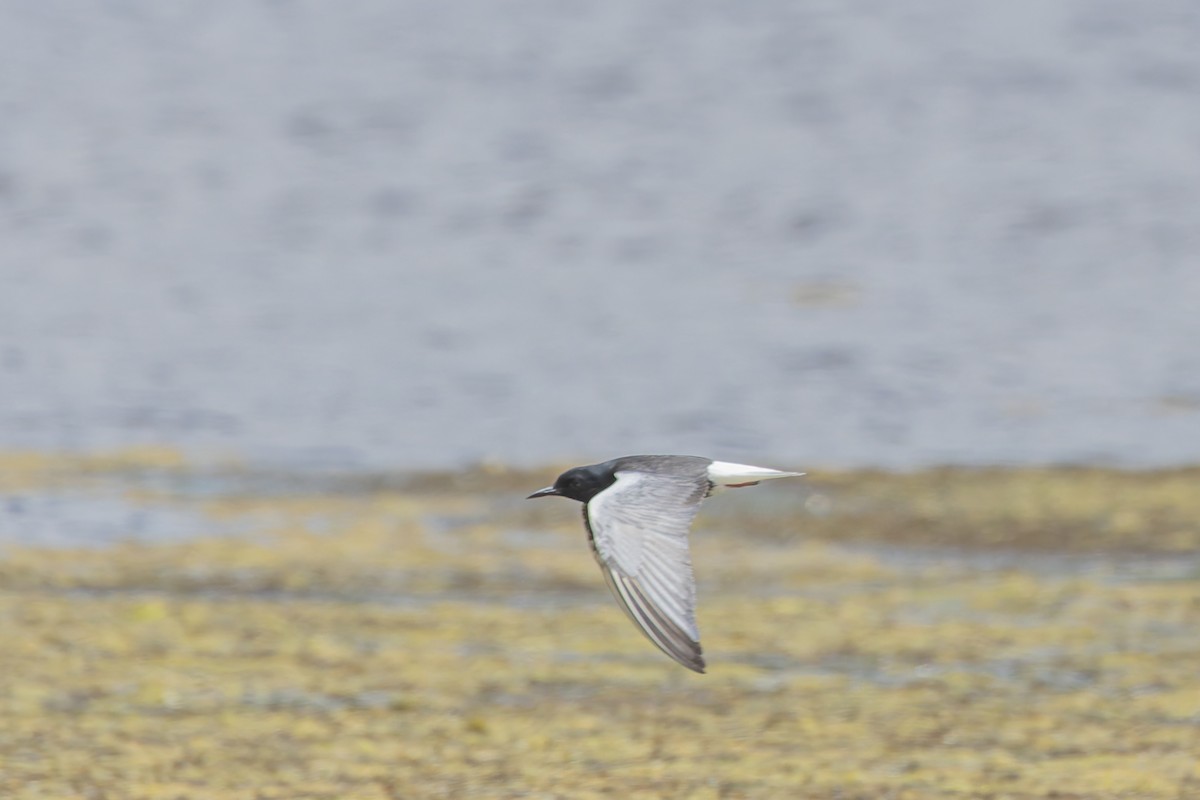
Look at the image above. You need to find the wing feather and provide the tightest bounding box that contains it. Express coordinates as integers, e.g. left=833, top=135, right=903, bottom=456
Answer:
left=585, top=470, right=708, bottom=673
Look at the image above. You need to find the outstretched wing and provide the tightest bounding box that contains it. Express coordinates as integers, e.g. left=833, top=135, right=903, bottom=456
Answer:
left=584, top=470, right=708, bottom=672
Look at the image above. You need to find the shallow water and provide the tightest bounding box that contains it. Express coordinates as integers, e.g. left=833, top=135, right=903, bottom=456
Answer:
left=2, top=2, right=1200, bottom=472
left=0, top=487, right=228, bottom=548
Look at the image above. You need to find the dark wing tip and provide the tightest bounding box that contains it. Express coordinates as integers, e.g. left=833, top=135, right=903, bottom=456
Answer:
left=604, top=569, right=707, bottom=674
left=662, top=626, right=706, bottom=674
left=667, top=637, right=706, bottom=674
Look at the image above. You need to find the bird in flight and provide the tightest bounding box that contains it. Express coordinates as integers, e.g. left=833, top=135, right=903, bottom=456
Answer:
left=527, top=455, right=803, bottom=673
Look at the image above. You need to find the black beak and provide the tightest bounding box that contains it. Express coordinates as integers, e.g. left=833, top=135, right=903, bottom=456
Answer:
left=526, top=486, right=560, bottom=499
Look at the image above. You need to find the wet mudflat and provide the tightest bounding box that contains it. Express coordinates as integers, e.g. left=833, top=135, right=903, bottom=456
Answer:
left=1, top=449, right=1198, bottom=799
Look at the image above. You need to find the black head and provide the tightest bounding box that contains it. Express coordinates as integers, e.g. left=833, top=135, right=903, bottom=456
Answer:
left=526, top=463, right=616, bottom=503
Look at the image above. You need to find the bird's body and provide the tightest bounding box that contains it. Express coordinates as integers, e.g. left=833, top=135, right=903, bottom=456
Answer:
left=527, top=455, right=803, bottom=673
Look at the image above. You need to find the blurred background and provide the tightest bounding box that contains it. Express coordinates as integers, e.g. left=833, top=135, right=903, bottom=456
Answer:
left=3, top=0, right=1198, bottom=475
left=3, top=5, right=1200, bottom=797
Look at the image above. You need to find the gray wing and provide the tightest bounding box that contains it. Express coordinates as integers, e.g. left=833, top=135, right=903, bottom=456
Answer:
left=584, top=470, right=708, bottom=673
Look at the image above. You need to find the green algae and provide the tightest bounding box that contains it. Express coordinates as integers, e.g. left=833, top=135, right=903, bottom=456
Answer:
left=1, top=450, right=1198, bottom=798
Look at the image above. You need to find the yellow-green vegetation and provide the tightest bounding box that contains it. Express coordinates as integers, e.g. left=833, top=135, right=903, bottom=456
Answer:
left=1, top=450, right=1198, bottom=799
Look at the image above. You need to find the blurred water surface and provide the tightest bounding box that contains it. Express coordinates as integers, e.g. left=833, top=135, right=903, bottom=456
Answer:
left=2, top=1, right=1199, bottom=471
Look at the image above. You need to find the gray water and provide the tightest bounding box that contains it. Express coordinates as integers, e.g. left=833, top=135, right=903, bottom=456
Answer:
left=2, top=2, right=1199, bottom=472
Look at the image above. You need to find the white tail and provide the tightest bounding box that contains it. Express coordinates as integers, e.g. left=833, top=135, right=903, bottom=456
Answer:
left=706, top=461, right=804, bottom=488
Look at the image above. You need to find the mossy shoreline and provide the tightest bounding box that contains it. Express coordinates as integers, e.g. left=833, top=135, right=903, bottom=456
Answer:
left=1, top=450, right=1198, bottom=798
